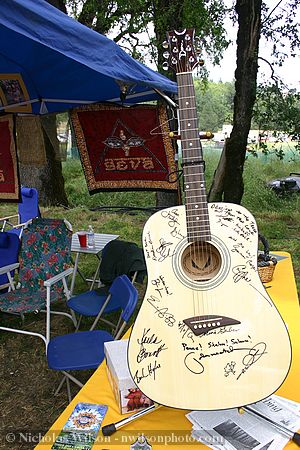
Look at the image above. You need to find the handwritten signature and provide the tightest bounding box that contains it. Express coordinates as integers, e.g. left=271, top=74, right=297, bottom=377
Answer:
left=232, top=265, right=251, bottom=283
left=236, top=342, right=267, bottom=379
left=136, top=328, right=167, bottom=363
left=184, top=342, right=267, bottom=377
left=156, top=238, right=175, bottom=262
left=133, top=360, right=161, bottom=384
left=147, top=296, right=176, bottom=327
left=151, top=275, right=173, bottom=297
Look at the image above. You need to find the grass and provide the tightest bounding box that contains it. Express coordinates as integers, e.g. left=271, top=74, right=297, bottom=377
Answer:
left=0, top=155, right=299, bottom=449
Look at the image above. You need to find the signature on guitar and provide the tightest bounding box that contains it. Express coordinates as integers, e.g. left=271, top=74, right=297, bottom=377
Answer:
left=236, top=342, right=267, bottom=379
left=147, top=295, right=176, bottom=327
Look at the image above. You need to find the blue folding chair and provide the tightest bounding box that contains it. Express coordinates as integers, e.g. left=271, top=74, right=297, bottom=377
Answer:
left=47, top=275, right=138, bottom=402
left=67, top=240, right=146, bottom=332
left=0, top=232, right=21, bottom=293
left=0, top=186, right=41, bottom=237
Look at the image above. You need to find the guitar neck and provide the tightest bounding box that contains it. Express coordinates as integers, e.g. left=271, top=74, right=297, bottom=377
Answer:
left=177, top=71, right=211, bottom=242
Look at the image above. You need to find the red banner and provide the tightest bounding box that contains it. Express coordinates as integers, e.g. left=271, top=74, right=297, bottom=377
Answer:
left=0, top=115, right=20, bottom=201
left=70, top=104, right=178, bottom=193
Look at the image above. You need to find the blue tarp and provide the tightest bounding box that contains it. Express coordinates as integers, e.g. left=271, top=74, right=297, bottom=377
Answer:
left=0, top=0, right=177, bottom=114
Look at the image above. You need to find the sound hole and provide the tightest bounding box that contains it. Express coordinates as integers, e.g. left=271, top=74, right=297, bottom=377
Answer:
left=181, top=241, right=222, bottom=282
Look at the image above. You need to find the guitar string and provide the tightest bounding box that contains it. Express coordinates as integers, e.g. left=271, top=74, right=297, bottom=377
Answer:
left=178, top=65, right=195, bottom=320
left=179, top=69, right=199, bottom=320
left=179, top=68, right=213, bottom=325
left=180, top=69, right=199, bottom=320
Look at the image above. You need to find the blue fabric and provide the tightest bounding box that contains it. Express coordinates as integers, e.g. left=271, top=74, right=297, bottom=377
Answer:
left=0, top=233, right=9, bottom=248
left=0, top=0, right=177, bottom=114
left=18, top=187, right=40, bottom=223
left=21, top=187, right=34, bottom=198
left=0, top=232, right=20, bottom=291
left=47, top=330, right=114, bottom=370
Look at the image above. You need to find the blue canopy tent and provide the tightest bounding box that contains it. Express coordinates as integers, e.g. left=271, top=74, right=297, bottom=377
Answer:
left=0, top=0, right=177, bottom=115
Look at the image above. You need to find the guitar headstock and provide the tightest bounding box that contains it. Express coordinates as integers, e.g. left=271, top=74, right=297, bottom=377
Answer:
left=163, top=29, right=200, bottom=74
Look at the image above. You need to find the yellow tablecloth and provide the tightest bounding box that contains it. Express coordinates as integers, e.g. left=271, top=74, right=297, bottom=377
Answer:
left=35, top=252, right=300, bottom=449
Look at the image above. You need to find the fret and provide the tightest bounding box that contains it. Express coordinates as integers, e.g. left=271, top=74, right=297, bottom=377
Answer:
left=186, top=195, right=206, bottom=203
left=178, top=83, right=194, bottom=88
left=181, top=143, right=201, bottom=148
left=185, top=171, right=204, bottom=177
left=179, top=96, right=197, bottom=101
left=180, top=129, right=199, bottom=133
left=179, top=107, right=198, bottom=112
left=186, top=219, right=210, bottom=224
left=186, top=222, right=210, bottom=227
left=179, top=117, right=199, bottom=125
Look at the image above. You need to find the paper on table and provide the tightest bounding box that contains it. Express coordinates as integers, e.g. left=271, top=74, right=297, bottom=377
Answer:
left=186, top=395, right=300, bottom=450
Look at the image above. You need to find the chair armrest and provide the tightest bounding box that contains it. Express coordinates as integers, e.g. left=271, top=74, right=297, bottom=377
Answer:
left=0, top=262, right=20, bottom=275
left=11, top=222, right=27, bottom=229
left=44, top=267, right=74, bottom=287
left=0, top=214, right=19, bottom=221
left=0, top=215, right=19, bottom=231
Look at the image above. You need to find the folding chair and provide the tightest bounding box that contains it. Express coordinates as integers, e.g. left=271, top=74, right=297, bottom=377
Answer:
left=0, top=186, right=41, bottom=237
left=47, top=275, right=138, bottom=402
left=0, top=218, right=75, bottom=347
left=0, top=232, right=21, bottom=293
left=67, top=240, right=146, bottom=332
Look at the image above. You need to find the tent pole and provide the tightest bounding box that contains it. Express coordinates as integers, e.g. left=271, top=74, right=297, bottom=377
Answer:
left=153, top=88, right=178, bottom=109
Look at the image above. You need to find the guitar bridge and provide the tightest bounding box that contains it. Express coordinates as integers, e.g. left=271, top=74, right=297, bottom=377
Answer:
left=183, top=315, right=241, bottom=336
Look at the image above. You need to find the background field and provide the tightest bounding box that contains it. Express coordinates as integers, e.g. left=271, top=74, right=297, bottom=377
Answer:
left=0, top=152, right=299, bottom=449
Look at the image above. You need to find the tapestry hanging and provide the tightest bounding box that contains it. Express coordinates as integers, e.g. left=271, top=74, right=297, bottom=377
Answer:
left=0, top=115, right=20, bottom=201
left=70, top=104, right=178, bottom=193
left=16, top=116, right=47, bottom=166
left=0, top=74, right=32, bottom=113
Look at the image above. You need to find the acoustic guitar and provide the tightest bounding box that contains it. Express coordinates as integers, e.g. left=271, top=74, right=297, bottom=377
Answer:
left=128, top=29, right=291, bottom=410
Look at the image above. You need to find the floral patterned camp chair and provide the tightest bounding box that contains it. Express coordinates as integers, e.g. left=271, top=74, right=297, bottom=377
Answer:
left=0, top=218, right=76, bottom=347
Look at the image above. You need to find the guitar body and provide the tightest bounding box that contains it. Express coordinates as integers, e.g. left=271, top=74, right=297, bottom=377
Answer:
left=128, top=28, right=291, bottom=410
left=128, top=203, right=291, bottom=410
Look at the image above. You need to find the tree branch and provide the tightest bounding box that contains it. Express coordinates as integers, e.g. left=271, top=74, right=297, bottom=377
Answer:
left=261, top=0, right=284, bottom=25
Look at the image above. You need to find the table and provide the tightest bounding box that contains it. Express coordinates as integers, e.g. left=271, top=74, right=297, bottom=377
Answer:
left=35, top=252, right=300, bottom=449
left=70, top=232, right=119, bottom=293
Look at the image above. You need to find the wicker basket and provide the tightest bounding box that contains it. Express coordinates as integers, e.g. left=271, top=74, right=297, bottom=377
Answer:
left=257, top=234, right=277, bottom=283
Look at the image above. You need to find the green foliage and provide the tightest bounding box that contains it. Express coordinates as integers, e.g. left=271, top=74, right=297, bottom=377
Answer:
left=64, top=0, right=229, bottom=71
left=252, top=84, right=300, bottom=135
left=194, top=80, right=235, bottom=131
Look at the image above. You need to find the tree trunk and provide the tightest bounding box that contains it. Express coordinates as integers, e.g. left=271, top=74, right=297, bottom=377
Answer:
left=45, top=0, right=67, bottom=12
left=18, top=115, right=68, bottom=207
left=222, top=0, right=262, bottom=204
left=208, top=139, right=228, bottom=202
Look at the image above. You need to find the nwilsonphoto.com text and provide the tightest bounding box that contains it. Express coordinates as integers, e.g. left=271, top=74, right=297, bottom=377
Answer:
left=2, top=430, right=225, bottom=446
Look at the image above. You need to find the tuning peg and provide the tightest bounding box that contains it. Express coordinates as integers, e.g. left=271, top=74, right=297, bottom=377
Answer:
left=163, top=51, right=170, bottom=59
left=162, top=41, right=169, bottom=49
left=194, top=36, right=201, bottom=47
left=198, top=58, right=205, bottom=66
left=162, top=61, right=169, bottom=71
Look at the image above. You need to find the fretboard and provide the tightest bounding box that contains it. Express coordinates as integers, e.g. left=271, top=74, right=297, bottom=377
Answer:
left=177, top=71, right=211, bottom=242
